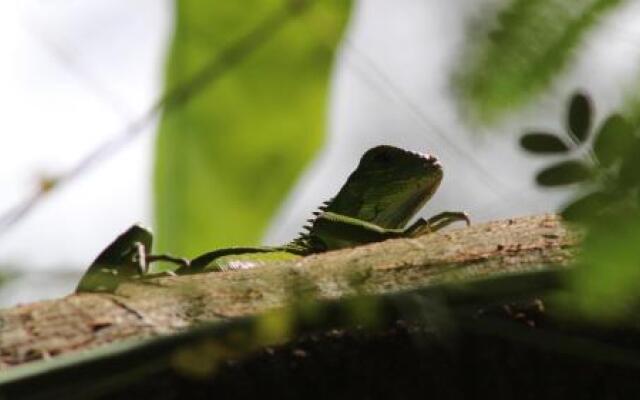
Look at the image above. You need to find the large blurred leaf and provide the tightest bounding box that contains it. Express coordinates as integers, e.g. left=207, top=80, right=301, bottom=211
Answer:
left=618, top=138, right=640, bottom=187
left=569, top=214, right=640, bottom=320
left=561, top=190, right=611, bottom=222
left=154, top=1, right=351, bottom=258
left=455, top=0, right=624, bottom=124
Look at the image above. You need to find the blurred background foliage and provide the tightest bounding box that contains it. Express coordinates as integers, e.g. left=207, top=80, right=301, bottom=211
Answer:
left=154, top=0, right=351, bottom=258
left=455, top=0, right=624, bottom=123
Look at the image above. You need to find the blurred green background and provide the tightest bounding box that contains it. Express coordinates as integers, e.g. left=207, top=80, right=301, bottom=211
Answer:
left=155, top=0, right=351, bottom=257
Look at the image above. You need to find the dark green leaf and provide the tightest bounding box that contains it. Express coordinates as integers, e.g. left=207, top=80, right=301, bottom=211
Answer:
left=520, top=132, right=570, bottom=153
left=593, top=114, right=634, bottom=166
left=536, top=160, right=592, bottom=186
left=567, top=92, right=592, bottom=143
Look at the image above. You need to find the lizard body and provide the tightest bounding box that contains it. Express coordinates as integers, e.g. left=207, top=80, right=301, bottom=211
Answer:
left=76, top=145, right=468, bottom=292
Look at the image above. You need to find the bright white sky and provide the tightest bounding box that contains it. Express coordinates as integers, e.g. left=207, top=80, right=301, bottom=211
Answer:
left=0, top=0, right=172, bottom=268
left=1, top=0, right=640, bottom=305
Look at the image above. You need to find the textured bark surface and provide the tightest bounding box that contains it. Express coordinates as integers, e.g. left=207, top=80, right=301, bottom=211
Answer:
left=0, top=214, right=578, bottom=369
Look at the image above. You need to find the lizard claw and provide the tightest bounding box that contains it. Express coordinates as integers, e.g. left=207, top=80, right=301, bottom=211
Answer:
left=425, top=211, right=471, bottom=233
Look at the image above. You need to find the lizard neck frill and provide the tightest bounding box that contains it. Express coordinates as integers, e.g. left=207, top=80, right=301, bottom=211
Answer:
left=286, top=197, right=334, bottom=254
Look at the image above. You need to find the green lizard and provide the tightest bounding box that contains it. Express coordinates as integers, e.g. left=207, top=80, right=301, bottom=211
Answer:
left=76, top=145, right=468, bottom=293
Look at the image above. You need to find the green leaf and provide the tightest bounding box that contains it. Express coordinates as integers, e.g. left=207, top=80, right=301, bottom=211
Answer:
left=567, top=92, right=592, bottom=143
left=154, top=1, right=352, bottom=259
left=455, top=0, right=624, bottom=124
left=593, top=114, right=634, bottom=167
left=536, top=160, right=592, bottom=186
left=520, top=132, right=570, bottom=153
left=561, top=190, right=610, bottom=222
left=569, top=214, right=640, bottom=320
left=618, top=138, right=640, bottom=187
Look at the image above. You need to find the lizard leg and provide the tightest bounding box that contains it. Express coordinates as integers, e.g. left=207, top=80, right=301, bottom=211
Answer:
left=427, top=211, right=470, bottom=231
left=130, top=242, right=189, bottom=274
left=404, top=211, right=470, bottom=237
left=146, top=254, right=190, bottom=269
left=311, top=212, right=413, bottom=250
left=133, top=242, right=148, bottom=275
left=313, top=211, right=470, bottom=250
left=127, top=244, right=189, bottom=279
left=136, top=248, right=286, bottom=278
left=188, top=247, right=283, bottom=272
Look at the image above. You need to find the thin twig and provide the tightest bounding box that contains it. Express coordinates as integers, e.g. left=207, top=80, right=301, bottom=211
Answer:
left=0, top=0, right=313, bottom=239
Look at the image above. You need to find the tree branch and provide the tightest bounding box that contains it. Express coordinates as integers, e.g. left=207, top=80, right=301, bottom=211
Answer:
left=0, top=214, right=578, bottom=369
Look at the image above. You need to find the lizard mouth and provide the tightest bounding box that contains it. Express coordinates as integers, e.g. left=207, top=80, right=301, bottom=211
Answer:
left=406, top=149, right=441, bottom=169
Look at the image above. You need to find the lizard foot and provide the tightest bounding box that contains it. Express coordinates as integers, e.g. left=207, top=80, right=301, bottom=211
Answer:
left=406, top=211, right=470, bottom=237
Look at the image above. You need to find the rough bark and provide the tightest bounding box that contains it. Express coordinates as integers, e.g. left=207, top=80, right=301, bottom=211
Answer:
left=0, top=214, right=578, bottom=369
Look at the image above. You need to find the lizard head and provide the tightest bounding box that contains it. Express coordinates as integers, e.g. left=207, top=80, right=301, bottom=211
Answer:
left=325, top=145, right=443, bottom=229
